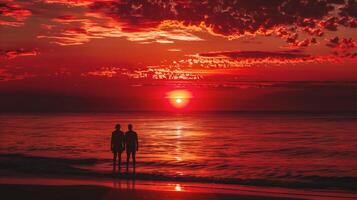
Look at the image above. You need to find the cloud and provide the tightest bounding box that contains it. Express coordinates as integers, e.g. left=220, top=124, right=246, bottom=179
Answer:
left=327, top=36, right=357, bottom=58
left=198, top=50, right=309, bottom=59
left=168, top=48, right=181, bottom=52
left=81, top=66, right=202, bottom=80
left=188, top=50, right=325, bottom=68
left=0, top=49, right=38, bottom=60
left=53, top=15, right=88, bottom=23
left=80, top=49, right=350, bottom=81
left=123, top=65, right=203, bottom=80
left=173, top=50, right=344, bottom=70
left=339, top=0, right=357, bottom=18
left=40, top=0, right=96, bottom=7
left=81, top=67, right=119, bottom=77
left=34, top=0, right=356, bottom=47
left=38, top=13, right=203, bottom=45
left=34, top=0, right=356, bottom=52
left=0, top=1, right=32, bottom=27
left=327, top=37, right=357, bottom=50
left=283, top=38, right=318, bottom=49
left=89, top=0, right=356, bottom=39
left=167, top=81, right=357, bottom=90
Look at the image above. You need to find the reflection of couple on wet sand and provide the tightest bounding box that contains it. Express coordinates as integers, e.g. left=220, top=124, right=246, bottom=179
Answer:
left=111, top=124, right=138, bottom=173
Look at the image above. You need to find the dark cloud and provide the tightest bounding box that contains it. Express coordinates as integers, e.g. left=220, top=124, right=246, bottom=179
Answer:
left=327, top=37, right=356, bottom=49
left=327, top=37, right=357, bottom=57
left=320, top=16, right=339, bottom=31
left=89, top=0, right=356, bottom=38
left=182, top=50, right=340, bottom=69
left=302, top=27, right=324, bottom=37
left=53, top=15, right=82, bottom=22
left=199, top=50, right=310, bottom=59
left=284, top=38, right=318, bottom=48
left=339, top=0, right=357, bottom=18
left=37, top=0, right=356, bottom=49
left=0, top=1, right=31, bottom=26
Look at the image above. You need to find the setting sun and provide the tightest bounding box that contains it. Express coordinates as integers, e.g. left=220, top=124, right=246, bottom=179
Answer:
left=166, top=90, right=192, bottom=109
left=175, top=98, right=183, bottom=104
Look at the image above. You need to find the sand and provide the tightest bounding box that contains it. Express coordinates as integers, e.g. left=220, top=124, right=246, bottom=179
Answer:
left=0, top=184, right=305, bottom=200
left=0, top=169, right=356, bottom=200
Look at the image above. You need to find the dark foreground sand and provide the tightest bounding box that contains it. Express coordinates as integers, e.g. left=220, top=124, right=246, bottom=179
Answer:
left=0, top=184, right=304, bottom=200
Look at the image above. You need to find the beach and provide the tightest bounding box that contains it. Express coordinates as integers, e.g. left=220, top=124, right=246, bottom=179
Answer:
left=1, top=113, right=357, bottom=199
left=0, top=184, right=302, bottom=200
left=0, top=157, right=356, bottom=200
left=2, top=174, right=356, bottom=200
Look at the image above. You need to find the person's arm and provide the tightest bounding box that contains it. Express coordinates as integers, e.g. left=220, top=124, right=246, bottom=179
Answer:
left=110, top=133, right=113, bottom=151
left=122, top=133, right=126, bottom=151
left=136, top=133, right=139, bottom=151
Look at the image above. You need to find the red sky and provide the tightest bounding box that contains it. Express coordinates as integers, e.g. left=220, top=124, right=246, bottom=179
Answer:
left=1, top=0, right=357, bottom=112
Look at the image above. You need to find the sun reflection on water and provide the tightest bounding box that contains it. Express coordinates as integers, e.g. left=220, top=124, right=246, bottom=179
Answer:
left=175, top=125, right=183, bottom=162
left=174, top=184, right=182, bottom=191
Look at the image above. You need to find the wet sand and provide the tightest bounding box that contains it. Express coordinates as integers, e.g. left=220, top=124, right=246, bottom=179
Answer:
left=0, top=184, right=304, bottom=200
left=1, top=170, right=357, bottom=200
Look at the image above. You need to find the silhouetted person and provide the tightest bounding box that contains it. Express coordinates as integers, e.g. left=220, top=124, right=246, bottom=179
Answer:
left=111, top=124, right=125, bottom=172
left=125, top=124, right=138, bottom=172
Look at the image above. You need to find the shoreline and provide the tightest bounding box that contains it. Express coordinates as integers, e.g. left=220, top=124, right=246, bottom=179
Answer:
left=0, top=183, right=304, bottom=200
left=1, top=153, right=357, bottom=191
left=0, top=174, right=356, bottom=200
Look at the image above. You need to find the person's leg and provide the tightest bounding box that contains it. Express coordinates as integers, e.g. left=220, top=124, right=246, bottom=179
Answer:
left=132, top=151, right=136, bottom=168
left=118, top=152, right=122, bottom=171
left=126, top=151, right=131, bottom=172
left=132, top=151, right=136, bottom=174
left=113, top=152, right=117, bottom=172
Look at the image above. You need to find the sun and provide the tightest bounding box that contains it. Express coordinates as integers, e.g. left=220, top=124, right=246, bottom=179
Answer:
left=175, top=98, right=183, bottom=104
left=166, top=90, right=192, bottom=109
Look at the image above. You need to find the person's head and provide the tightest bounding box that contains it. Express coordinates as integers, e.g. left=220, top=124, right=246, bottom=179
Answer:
left=115, top=124, right=121, bottom=130
left=128, top=124, right=133, bottom=131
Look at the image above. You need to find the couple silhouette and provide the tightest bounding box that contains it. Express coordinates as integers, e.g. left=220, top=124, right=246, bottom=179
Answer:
left=111, top=124, right=138, bottom=173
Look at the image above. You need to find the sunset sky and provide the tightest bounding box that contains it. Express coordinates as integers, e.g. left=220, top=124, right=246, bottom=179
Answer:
left=1, top=0, right=356, bottom=112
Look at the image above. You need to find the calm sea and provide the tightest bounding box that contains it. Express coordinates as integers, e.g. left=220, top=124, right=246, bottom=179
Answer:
left=1, top=113, right=357, bottom=190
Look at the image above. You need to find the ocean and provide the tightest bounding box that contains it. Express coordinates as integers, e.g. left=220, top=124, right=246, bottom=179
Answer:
left=0, top=113, right=356, bottom=190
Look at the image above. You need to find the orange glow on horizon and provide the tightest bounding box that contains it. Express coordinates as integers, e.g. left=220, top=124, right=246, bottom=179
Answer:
left=166, top=90, right=192, bottom=109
